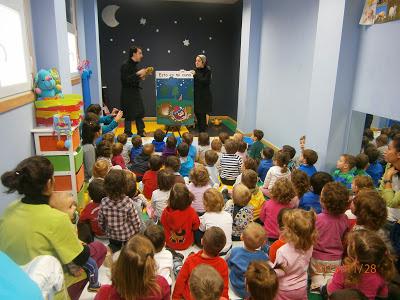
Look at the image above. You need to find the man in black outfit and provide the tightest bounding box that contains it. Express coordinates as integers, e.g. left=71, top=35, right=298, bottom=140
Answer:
left=120, top=46, right=148, bottom=137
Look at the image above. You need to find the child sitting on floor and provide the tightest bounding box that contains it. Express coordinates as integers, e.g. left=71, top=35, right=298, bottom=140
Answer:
left=164, top=155, right=185, bottom=184
left=197, top=188, right=233, bottom=254
left=102, top=132, right=115, bottom=145
left=142, top=154, right=162, bottom=199
left=332, top=154, right=356, bottom=189
left=281, top=145, right=297, bottom=171
left=234, top=157, right=258, bottom=186
left=124, top=170, right=147, bottom=232
left=152, top=129, right=166, bottom=153
left=310, top=182, right=350, bottom=291
left=130, top=144, right=154, bottom=181
left=260, top=178, right=296, bottom=241
left=98, top=170, right=141, bottom=253
left=290, top=169, right=310, bottom=208
left=224, top=184, right=253, bottom=241
left=162, top=135, right=177, bottom=160
left=261, top=151, right=291, bottom=196
left=129, top=135, right=143, bottom=162
left=248, top=129, right=265, bottom=161
left=218, top=132, right=230, bottom=154
left=227, top=223, right=268, bottom=298
left=90, top=159, right=111, bottom=182
left=143, top=225, right=173, bottom=286
left=189, top=165, right=212, bottom=215
left=173, top=227, right=229, bottom=300
left=220, top=139, right=242, bottom=186
left=269, top=208, right=291, bottom=263
left=117, top=133, right=132, bottom=167
left=354, top=153, right=370, bottom=177
left=177, top=142, right=194, bottom=178
left=160, top=183, right=200, bottom=250
left=94, top=235, right=170, bottom=300
left=271, top=209, right=317, bottom=300
left=258, top=147, right=274, bottom=182
left=376, top=134, right=389, bottom=164
left=197, top=132, right=211, bottom=164
left=211, top=138, right=223, bottom=172
left=151, top=169, right=176, bottom=222
left=299, top=171, right=333, bottom=213
left=182, top=132, right=197, bottom=162
left=241, top=169, right=265, bottom=222
left=245, top=261, right=278, bottom=300
left=111, top=143, right=126, bottom=169
left=205, top=150, right=220, bottom=187
left=189, top=264, right=226, bottom=300
left=95, top=141, right=113, bottom=166
left=365, top=146, right=384, bottom=187
left=236, top=141, right=248, bottom=164
left=298, top=149, right=318, bottom=177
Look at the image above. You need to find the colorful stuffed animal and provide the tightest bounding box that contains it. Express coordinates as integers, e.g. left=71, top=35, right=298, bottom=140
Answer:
left=34, top=69, right=63, bottom=100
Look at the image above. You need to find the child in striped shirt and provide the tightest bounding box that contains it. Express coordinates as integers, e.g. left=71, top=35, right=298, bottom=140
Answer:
left=219, top=139, right=242, bottom=186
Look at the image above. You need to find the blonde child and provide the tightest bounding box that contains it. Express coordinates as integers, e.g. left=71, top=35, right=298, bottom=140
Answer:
left=218, top=132, right=230, bottom=154
left=189, top=264, right=225, bottom=300
left=90, top=159, right=111, bottom=182
left=205, top=150, right=220, bottom=187
left=261, top=151, right=291, bottom=196
left=160, top=183, right=200, bottom=250
left=111, top=142, right=126, bottom=169
left=197, top=132, right=211, bottom=164
left=260, top=178, right=296, bottom=241
left=189, top=165, right=212, bottom=214
left=241, top=169, right=265, bottom=222
left=227, top=223, right=268, bottom=298
left=102, top=132, right=115, bottom=144
left=271, top=209, right=317, bottom=300
left=198, top=188, right=233, bottom=254
left=326, top=230, right=395, bottom=300
left=211, top=138, right=223, bottom=172
left=245, top=261, right=278, bottom=300
left=224, top=184, right=253, bottom=241
left=98, top=170, right=141, bottom=252
left=233, top=132, right=244, bottom=143
left=116, top=133, right=132, bottom=166
left=151, top=169, right=175, bottom=221
left=310, top=182, right=350, bottom=291
left=331, top=154, right=356, bottom=189
left=94, top=235, right=170, bottom=300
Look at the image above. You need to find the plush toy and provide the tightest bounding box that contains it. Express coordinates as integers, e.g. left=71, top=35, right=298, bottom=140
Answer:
left=53, top=114, right=72, bottom=150
left=34, top=69, right=63, bottom=100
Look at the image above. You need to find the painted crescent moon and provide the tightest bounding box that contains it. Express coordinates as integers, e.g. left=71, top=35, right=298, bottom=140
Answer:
left=101, top=5, right=120, bottom=28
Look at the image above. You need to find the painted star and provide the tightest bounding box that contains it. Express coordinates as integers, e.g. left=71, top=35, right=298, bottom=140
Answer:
left=183, top=39, right=190, bottom=47
left=140, top=18, right=146, bottom=25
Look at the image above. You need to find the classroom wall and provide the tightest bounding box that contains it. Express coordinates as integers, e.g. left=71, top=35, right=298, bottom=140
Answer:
left=351, top=21, right=400, bottom=121
left=97, top=0, right=242, bottom=118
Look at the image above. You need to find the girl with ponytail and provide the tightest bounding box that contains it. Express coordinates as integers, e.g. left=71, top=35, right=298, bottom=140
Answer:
left=94, top=234, right=170, bottom=300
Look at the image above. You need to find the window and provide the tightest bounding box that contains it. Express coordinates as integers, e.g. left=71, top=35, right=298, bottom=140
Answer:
left=0, top=0, right=33, bottom=99
left=66, top=0, right=78, bottom=74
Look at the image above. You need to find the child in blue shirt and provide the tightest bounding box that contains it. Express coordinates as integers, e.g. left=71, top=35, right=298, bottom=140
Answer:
left=152, top=129, right=166, bottom=153
left=130, top=135, right=143, bottom=162
left=365, top=146, right=384, bottom=187
left=177, top=142, right=194, bottom=177
left=227, top=222, right=268, bottom=298
left=331, top=154, right=356, bottom=189
left=298, top=149, right=318, bottom=177
left=300, top=172, right=333, bottom=213
left=182, top=132, right=197, bottom=161
left=258, top=147, right=274, bottom=182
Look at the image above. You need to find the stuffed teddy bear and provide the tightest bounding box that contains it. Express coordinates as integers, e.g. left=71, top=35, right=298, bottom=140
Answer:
left=34, top=69, right=63, bottom=99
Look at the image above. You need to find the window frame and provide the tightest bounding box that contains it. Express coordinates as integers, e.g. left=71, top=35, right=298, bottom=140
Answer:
left=66, top=0, right=79, bottom=76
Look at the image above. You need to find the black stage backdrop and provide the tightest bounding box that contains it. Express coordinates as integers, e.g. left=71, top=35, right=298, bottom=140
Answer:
left=98, top=0, right=242, bottom=119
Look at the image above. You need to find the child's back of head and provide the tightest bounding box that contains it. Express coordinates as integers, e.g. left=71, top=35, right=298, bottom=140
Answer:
left=310, top=172, right=333, bottom=195
left=190, top=165, right=210, bottom=187
left=132, top=135, right=143, bottom=149
left=376, top=134, right=389, bottom=148
left=144, top=224, right=166, bottom=253
left=232, top=184, right=252, bottom=207
left=262, top=147, right=274, bottom=160
left=92, top=159, right=111, bottom=179
left=302, top=149, right=318, bottom=166
left=241, top=169, right=259, bottom=190
left=281, top=145, right=296, bottom=160
left=253, top=129, right=264, bottom=141
left=364, top=128, right=374, bottom=141
left=153, top=129, right=166, bottom=142
left=242, top=222, right=267, bottom=251
left=112, top=142, right=124, bottom=156
left=157, top=169, right=175, bottom=191
left=104, top=169, right=127, bottom=199
left=168, top=183, right=193, bottom=210
left=291, top=169, right=310, bottom=199
left=364, top=146, right=379, bottom=164
left=86, top=104, right=102, bottom=115
left=233, top=132, right=243, bottom=143
left=245, top=261, right=278, bottom=300
left=88, top=179, right=106, bottom=203
left=352, top=175, right=374, bottom=195
left=270, top=178, right=296, bottom=204
left=218, top=132, right=230, bottom=145
left=203, top=188, right=224, bottom=212
left=102, top=132, right=115, bottom=144
left=282, top=209, right=317, bottom=251
left=211, top=138, right=222, bottom=152
left=202, top=226, right=226, bottom=257
left=224, top=139, right=238, bottom=154
left=165, top=135, right=177, bottom=149
left=189, top=264, right=224, bottom=300
left=320, top=182, right=349, bottom=216
left=243, top=157, right=258, bottom=172
left=96, top=141, right=112, bottom=159
left=274, top=151, right=290, bottom=173
left=355, top=153, right=369, bottom=170
left=165, top=155, right=181, bottom=172
left=117, top=133, right=128, bottom=145
left=177, top=142, right=189, bottom=158
left=182, top=132, right=194, bottom=146
left=352, top=189, right=387, bottom=231
left=205, top=150, right=219, bottom=166
left=237, top=141, right=247, bottom=154
left=142, top=144, right=155, bottom=156
left=124, top=170, right=137, bottom=198
left=148, top=154, right=162, bottom=171
left=198, top=132, right=210, bottom=146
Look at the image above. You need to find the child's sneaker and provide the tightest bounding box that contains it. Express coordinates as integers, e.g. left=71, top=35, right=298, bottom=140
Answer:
left=87, top=282, right=101, bottom=292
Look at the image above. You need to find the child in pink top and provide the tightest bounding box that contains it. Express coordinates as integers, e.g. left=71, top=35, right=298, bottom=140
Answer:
left=270, top=209, right=317, bottom=300
left=310, top=182, right=350, bottom=291
left=188, top=165, right=212, bottom=214
left=326, top=230, right=394, bottom=300
left=260, top=178, right=296, bottom=240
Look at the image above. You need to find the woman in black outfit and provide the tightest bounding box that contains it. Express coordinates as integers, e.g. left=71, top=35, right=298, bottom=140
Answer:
left=192, top=55, right=213, bottom=133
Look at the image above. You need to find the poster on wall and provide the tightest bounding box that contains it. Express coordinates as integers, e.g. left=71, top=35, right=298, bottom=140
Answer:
left=360, top=0, right=400, bottom=25
left=155, top=71, right=194, bottom=126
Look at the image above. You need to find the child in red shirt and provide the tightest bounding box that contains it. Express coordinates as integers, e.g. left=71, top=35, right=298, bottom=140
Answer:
left=189, top=264, right=226, bottom=300
left=80, top=179, right=106, bottom=238
left=161, top=183, right=200, bottom=250
left=142, top=155, right=162, bottom=199
left=111, top=142, right=126, bottom=169
left=173, top=227, right=229, bottom=300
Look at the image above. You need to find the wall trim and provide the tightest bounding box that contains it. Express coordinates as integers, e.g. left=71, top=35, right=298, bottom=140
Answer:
left=0, top=91, right=35, bottom=114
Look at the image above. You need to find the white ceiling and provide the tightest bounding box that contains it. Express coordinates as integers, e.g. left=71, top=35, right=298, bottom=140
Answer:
left=163, top=0, right=239, bottom=4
